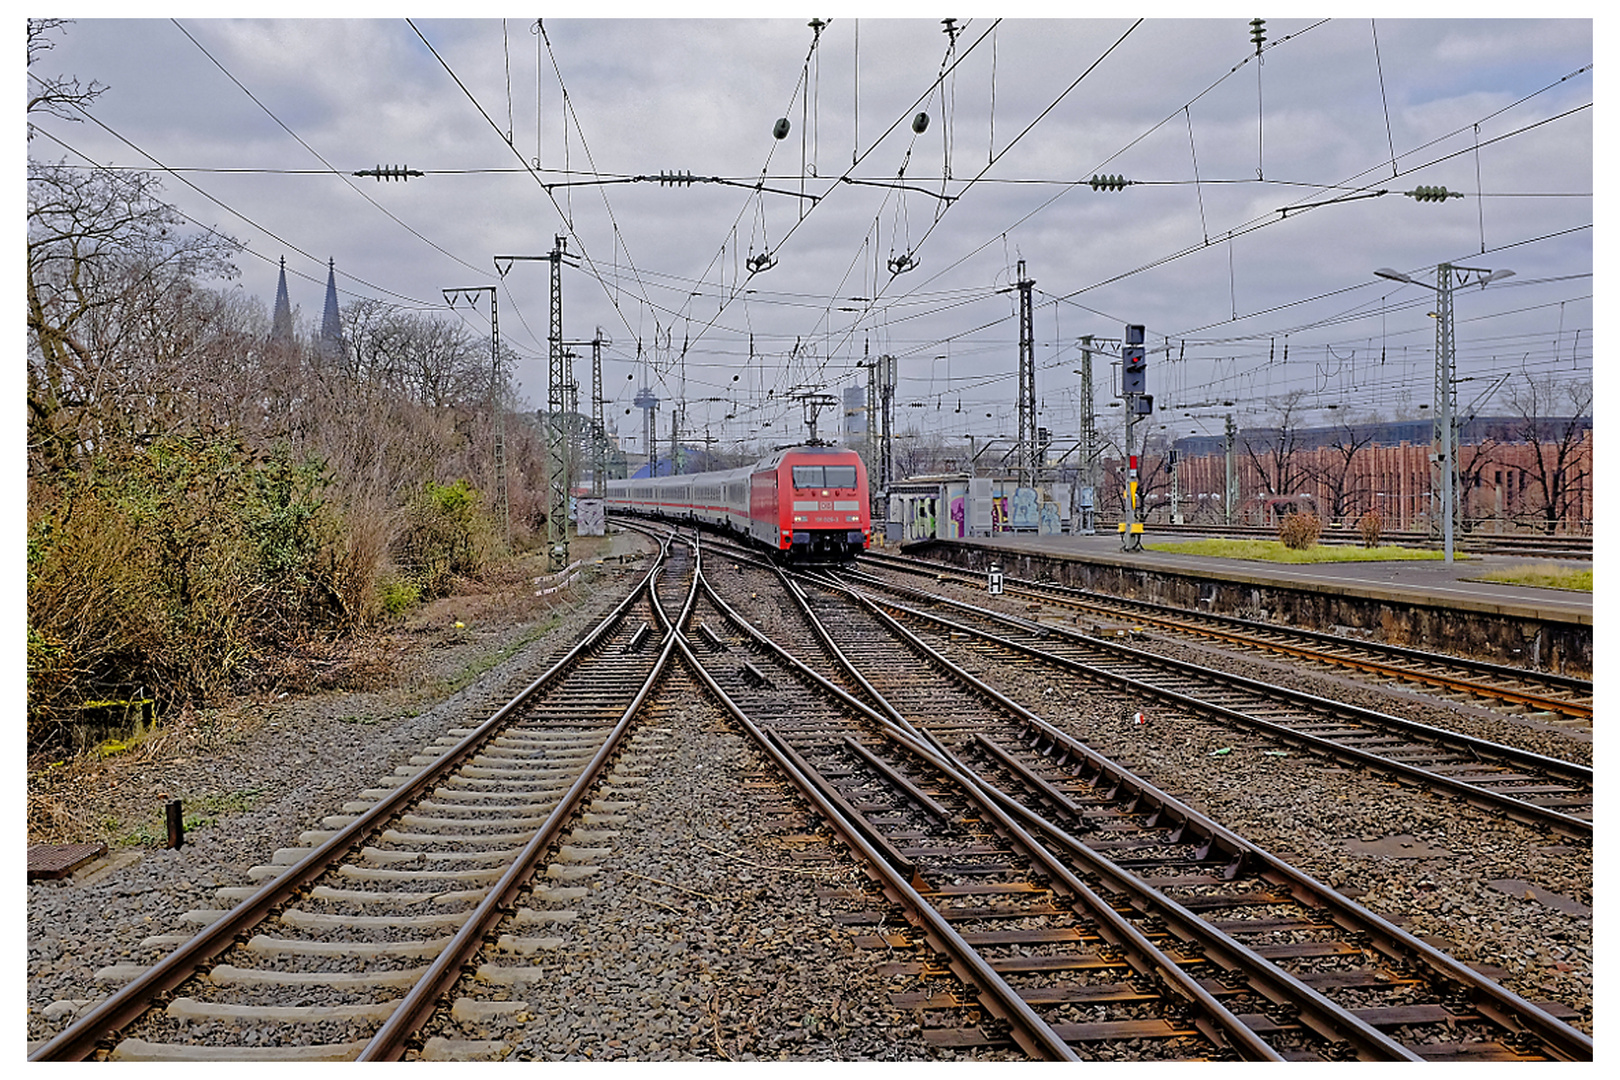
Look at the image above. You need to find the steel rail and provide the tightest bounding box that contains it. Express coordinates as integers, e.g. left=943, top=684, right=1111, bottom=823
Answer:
left=29, top=545, right=669, bottom=1063
left=855, top=555, right=1592, bottom=715
left=806, top=571, right=1591, bottom=1061
left=675, top=554, right=1083, bottom=1061
left=865, top=576, right=1592, bottom=784
left=698, top=552, right=1290, bottom=1060
left=832, top=578, right=1591, bottom=839
left=771, top=567, right=1423, bottom=1059
left=357, top=535, right=699, bottom=1059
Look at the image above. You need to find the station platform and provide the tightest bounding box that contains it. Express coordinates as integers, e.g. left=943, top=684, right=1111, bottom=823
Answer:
left=890, top=532, right=1591, bottom=676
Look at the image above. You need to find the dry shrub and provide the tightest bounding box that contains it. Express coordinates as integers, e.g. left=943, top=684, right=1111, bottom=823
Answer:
left=1358, top=509, right=1385, bottom=548
left=27, top=438, right=348, bottom=746
left=1277, top=510, right=1323, bottom=550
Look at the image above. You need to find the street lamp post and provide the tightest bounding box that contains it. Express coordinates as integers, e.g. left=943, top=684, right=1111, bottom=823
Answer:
left=1374, top=263, right=1513, bottom=562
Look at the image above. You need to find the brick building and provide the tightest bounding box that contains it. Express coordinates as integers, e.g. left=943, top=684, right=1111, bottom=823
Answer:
left=1129, top=417, right=1592, bottom=534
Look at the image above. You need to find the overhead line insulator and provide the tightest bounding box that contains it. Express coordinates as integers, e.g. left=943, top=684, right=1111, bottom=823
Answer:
left=354, top=165, right=423, bottom=181
left=1250, top=18, right=1266, bottom=54
left=1406, top=184, right=1462, bottom=202
left=1089, top=173, right=1130, bottom=192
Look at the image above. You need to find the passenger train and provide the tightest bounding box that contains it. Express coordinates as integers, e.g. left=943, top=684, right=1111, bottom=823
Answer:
left=605, top=444, right=871, bottom=562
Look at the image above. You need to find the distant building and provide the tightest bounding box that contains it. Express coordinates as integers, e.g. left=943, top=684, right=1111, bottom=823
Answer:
left=268, top=255, right=343, bottom=359
left=270, top=256, right=294, bottom=342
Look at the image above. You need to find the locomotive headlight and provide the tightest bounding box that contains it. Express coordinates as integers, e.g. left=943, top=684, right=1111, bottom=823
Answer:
left=792, top=514, right=808, bottom=523
left=847, top=515, right=861, bottom=522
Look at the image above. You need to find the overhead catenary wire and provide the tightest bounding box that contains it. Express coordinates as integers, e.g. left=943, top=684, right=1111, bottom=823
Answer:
left=36, top=20, right=1587, bottom=442
left=28, top=108, right=434, bottom=311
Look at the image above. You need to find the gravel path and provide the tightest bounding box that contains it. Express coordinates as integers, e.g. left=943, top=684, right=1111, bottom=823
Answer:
left=27, top=538, right=651, bottom=1049
left=419, top=671, right=989, bottom=1062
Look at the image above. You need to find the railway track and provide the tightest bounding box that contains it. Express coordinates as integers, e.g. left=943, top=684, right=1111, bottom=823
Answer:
left=689, top=539, right=1591, bottom=1061
left=808, top=564, right=1590, bottom=841
left=29, top=536, right=693, bottom=1062
left=30, top=523, right=1590, bottom=1061
left=859, top=550, right=1592, bottom=727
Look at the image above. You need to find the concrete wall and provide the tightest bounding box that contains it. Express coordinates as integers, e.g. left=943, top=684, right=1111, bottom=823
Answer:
left=915, top=541, right=1591, bottom=678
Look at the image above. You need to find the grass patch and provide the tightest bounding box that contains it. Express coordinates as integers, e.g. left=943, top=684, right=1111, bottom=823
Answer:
left=438, top=614, right=563, bottom=697
left=1144, top=538, right=1449, bottom=564
left=113, top=788, right=262, bottom=847
left=1476, top=563, right=1592, bottom=592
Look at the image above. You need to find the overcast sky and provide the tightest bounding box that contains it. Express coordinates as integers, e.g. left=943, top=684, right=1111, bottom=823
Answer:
left=26, top=12, right=1594, bottom=455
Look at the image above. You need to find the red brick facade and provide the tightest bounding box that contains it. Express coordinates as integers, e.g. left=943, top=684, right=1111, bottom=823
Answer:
left=1152, top=431, right=1593, bottom=534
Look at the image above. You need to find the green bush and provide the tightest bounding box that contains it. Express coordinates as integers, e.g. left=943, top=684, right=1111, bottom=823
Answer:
left=27, top=437, right=343, bottom=743
left=1277, top=510, right=1323, bottom=550
left=377, top=576, right=421, bottom=616
left=391, top=479, right=494, bottom=598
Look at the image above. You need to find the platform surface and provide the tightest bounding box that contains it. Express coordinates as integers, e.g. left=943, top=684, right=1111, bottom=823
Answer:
left=911, top=533, right=1592, bottom=624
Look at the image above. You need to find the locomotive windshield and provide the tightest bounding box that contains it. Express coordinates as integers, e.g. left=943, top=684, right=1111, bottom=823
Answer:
left=791, top=465, right=857, bottom=489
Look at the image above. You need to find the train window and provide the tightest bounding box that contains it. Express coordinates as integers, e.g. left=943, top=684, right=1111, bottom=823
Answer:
left=823, top=466, right=857, bottom=489
left=792, top=464, right=858, bottom=488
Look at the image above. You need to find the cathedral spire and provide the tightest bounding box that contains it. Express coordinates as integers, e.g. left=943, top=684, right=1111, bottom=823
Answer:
left=319, top=257, right=342, bottom=357
left=271, top=256, right=293, bottom=341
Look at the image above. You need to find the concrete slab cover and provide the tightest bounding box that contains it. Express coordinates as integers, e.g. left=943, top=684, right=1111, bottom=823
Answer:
left=1486, top=879, right=1591, bottom=917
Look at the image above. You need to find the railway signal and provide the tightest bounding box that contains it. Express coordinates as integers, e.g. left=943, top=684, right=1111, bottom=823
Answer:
left=1123, top=324, right=1146, bottom=396
left=1120, top=324, right=1148, bottom=553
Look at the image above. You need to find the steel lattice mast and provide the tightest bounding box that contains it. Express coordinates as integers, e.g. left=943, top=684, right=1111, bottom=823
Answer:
left=1016, top=260, right=1036, bottom=487
left=547, top=235, right=570, bottom=568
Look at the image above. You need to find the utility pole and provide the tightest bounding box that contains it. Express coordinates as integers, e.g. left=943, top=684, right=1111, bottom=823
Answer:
left=1016, top=260, right=1036, bottom=488
left=1433, top=262, right=1456, bottom=560
left=546, top=236, right=570, bottom=568
left=1376, top=261, right=1512, bottom=563
left=1169, top=443, right=1181, bottom=525
left=877, top=354, right=896, bottom=495
left=1120, top=324, right=1150, bottom=552
left=1225, top=413, right=1239, bottom=525
left=442, top=285, right=505, bottom=547
left=495, top=244, right=579, bottom=569
left=1078, top=335, right=1097, bottom=534
left=558, top=331, right=610, bottom=495
left=590, top=329, right=608, bottom=496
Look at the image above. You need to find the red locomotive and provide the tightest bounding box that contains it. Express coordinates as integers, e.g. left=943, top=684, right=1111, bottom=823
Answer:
left=605, top=445, right=871, bottom=562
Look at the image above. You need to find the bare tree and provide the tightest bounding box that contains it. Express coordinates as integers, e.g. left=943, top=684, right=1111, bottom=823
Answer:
left=27, top=20, right=106, bottom=137
left=28, top=161, right=242, bottom=472
left=1299, top=413, right=1381, bottom=524
left=1503, top=375, right=1594, bottom=534
left=1240, top=390, right=1309, bottom=520
left=1455, top=438, right=1503, bottom=533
